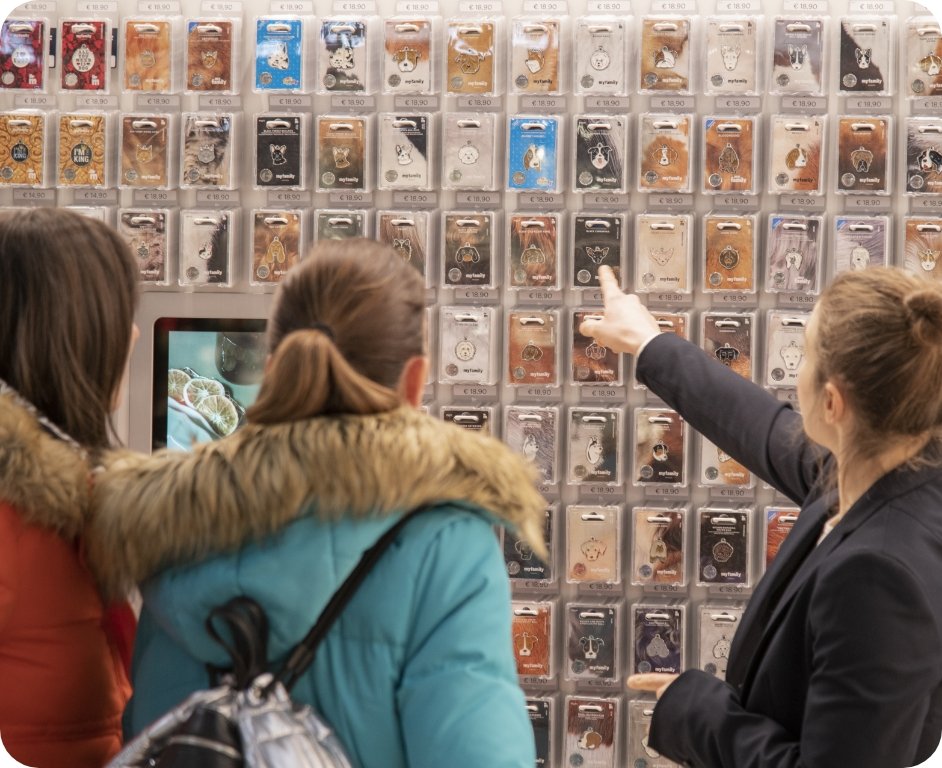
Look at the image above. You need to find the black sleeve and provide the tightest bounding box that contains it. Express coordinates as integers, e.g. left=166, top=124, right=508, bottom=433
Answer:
left=635, top=333, right=827, bottom=504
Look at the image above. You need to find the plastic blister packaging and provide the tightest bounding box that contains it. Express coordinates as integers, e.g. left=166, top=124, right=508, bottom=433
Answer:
left=383, top=18, right=435, bottom=95
left=254, top=113, right=306, bottom=190
left=179, top=209, right=236, bottom=288
left=123, top=17, right=179, bottom=93
left=250, top=209, right=303, bottom=286
left=905, top=117, right=942, bottom=196
left=510, top=16, right=565, bottom=95
left=905, top=16, right=942, bottom=99
left=765, top=310, right=810, bottom=389
left=764, top=506, right=801, bottom=572
left=567, top=408, right=622, bottom=486
left=698, top=603, right=745, bottom=681
left=638, top=16, right=692, bottom=94
left=120, top=114, right=173, bottom=189
left=442, top=211, right=497, bottom=289
left=702, top=213, right=757, bottom=295
left=627, top=699, right=679, bottom=767
left=573, top=16, right=627, bottom=96
left=769, top=16, right=827, bottom=96
left=838, top=16, right=893, bottom=95
left=564, top=602, right=621, bottom=687
left=525, top=697, right=555, bottom=768
left=0, top=111, right=48, bottom=187
left=702, top=116, right=757, bottom=195
left=180, top=113, right=236, bottom=190
left=698, top=434, right=754, bottom=490
left=571, top=213, right=625, bottom=292
left=507, top=115, right=561, bottom=193
left=564, top=696, right=619, bottom=768
left=511, top=600, right=555, bottom=683
left=565, top=504, right=621, bottom=585
left=378, top=113, right=434, bottom=191
left=318, top=17, right=373, bottom=94
left=765, top=215, right=824, bottom=295
left=573, top=115, right=627, bottom=193
left=0, top=18, right=48, bottom=91
left=503, top=504, right=556, bottom=588
left=315, top=209, right=368, bottom=241
left=903, top=217, right=942, bottom=282
left=570, top=309, right=621, bottom=386
left=836, top=116, right=891, bottom=196
left=634, top=213, right=693, bottom=298
left=438, top=305, right=498, bottom=385
left=696, top=507, right=752, bottom=589
left=445, top=17, right=500, bottom=96
left=441, top=112, right=499, bottom=191
left=315, top=115, right=371, bottom=193
left=507, top=309, right=559, bottom=388
left=832, top=215, right=891, bottom=275
left=254, top=17, right=305, bottom=92
left=701, top=311, right=756, bottom=381
left=630, top=505, right=687, bottom=590
left=117, top=208, right=172, bottom=285
left=57, top=112, right=110, bottom=188
left=185, top=18, right=239, bottom=93
left=768, top=115, right=826, bottom=197
left=376, top=210, right=432, bottom=288
left=508, top=213, right=560, bottom=291
left=638, top=113, right=693, bottom=194
left=633, top=408, right=687, bottom=489
left=441, top=404, right=494, bottom=434
left=60, top=19, right=110, bottom=92
left=631, top=601, right=686, bottom=675
left=504, top=406, right=560, bottom=486
left=704, top=16, right=759, bottom=95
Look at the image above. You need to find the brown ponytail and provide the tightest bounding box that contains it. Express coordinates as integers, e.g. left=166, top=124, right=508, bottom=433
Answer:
left=247, top=238, right=425, bottom=425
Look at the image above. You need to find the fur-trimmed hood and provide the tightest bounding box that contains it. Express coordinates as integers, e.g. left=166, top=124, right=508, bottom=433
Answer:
left=0, top=393, right=89, bottom=537
left=87, top=407, right=547, bottom=597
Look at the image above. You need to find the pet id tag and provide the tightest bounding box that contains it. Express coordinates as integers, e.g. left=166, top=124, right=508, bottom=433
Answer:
left=833, top=216, right=890, bottom=274
left=60, top=20, right=107, bottom=91
left=504, top=407, right=559, bottom=485
left=510, top=17, right=561, bottom=94
left=0, top=19, right=45, bottom=90
left=124, top=19, right=172, bottom=92
left=632, top=508, right=685, bottom=587
left=765, top=310, right=809, bottom=388
left=703, top=215, right=756, bottom=293
left=255, top=115, right=303, bottom=189
left=379, top=113, right=431, bottom=191
left=639, top=16, right=690, bottom=93
left=904, top=218, right=942, bottom=281
left=566, top=697, right=618, bottom=768
left=633, top=605, right=683, bottom=674
left=771, top=17, right=825, bottom=95
left=572, top=215, right=623, bottom=289
left=839, top=18, right=890, bottom=94
left=445, top=19, right=496, bottom=95
left=508, top=117, right=560, bottom=192
left=634, top=409, right=686, bottom=486
left=769, top=116, right=825, bottom=195
left=441, top=113, right=496, bottom=191
left=508, top=310, right=558, bottom=386
left=377, top=211, right=428, bottom=284
left=0, top=112, right=45, bottom=186
left=179, top=210, right=231, bottom=286
left=512, top=602, right=553, bottom=679
left=767, top=215, right=822, bottom=294
left=702, top=313, right=754, bottom=380
left=837, top=117, right=890, bottom=195
left=566, top=505, right=620, bottom=583
left=57, top=113, right=107, bottom=187
left=635, top=214, right=692, bottom=295
left=316, top=210, right=366, bottom=241
left=118, top=210, right=168, bottom=283
left=568, top=409, right=620, bottom=485
left=906, top=118, right=942, bottom=196
left=698, top=509, right=750, bottom=587
left=255, top=18, right=303, bottom=92
left=703, top=117, right=755, bottom=194
left=186, top=20, right=234, bottom=93
left=504, top=506, right=554, bottom=583
left=698, top=605, right=744, bottom=680
left=252, top=210, right=301, bottom=284
left=508, top=214, right=558, bottom=289
left=574, top=116, right=626, bottom=193
left=566, top=605, right=617, bottom=683
left=120, top=115, right=169, bottom=188
left=574, top=17, right=626, bottom=95
left=700, top=435, right=753, bottom=489
left=317, top=117, right=367, bottom=191
left=572, top=311, right=620, bottom=385
left=439, top=306, right=496, bottom=384
left=384, top=19, right=432, bottom=94
left=443, top=212, right=494, bottom=287
left=639, top=114, right=692, bottom=193
left=906, top=17, right=942, bottom=98
left=181, top=114, right=234, bottom=188
left=705, top=17, right=758, bottom=94
left=320, top=19, right=368, bottom=93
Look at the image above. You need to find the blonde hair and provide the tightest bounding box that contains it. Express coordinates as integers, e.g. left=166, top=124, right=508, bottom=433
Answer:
left=247, top=239, right=425, bottom=424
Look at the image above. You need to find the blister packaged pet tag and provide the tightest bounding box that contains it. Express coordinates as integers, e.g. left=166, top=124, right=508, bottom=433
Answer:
left=568, top=409, right=621, bottom=486
left=120, top=115, right=170, bottom=188
left=512, top=602, right=554, bottom=681
left=511, top=17, right=561, bottom=94
left=627, top=700, right=679, bottom=768
left=571, top=310, right=620, bottom=385
left=697, top=508, right=751, bottom=587
left=639, top=16, right=691, bottom=93
left=565, top=697, right=618, bottom=768
left=179, top=209, right=232, bottom=286
left=439, top=306, right=496, bottom=385
left=384, top=19, right=432, bottom=94
left=377, top=211, right=429, bottom=285
left=904, top=217, right=942, bottom=282
left=770, top=17, right=825, bottom=95
left=255, top=115, right=303, bottom=189
left=639, top=115, right=692, bottom=193
left=58, top=113, right=107, bottom=187
left=839, top=17, right=891, bottom=94
left=635, top=214, right=692, bottom=296
left=315, top=210, right=367, bottom=241
left=837, top=117, right=890, bottom=195
left=443, top=212, right=494, bottom=287
left=124, top=19, right=173, bottom=92
left=181, top=114, right=234, bottom=189
left=254, top=18, right=303, bottom=92
left=508, top=214, right=559, bottom=289
left=60, top=20, right=108, bottom=91
left=526, top=699, right=554, bottom=768
left=765, top=310, right=809, bottom=389
left=703, top=214, right=756, bottom=294
left=906, top=17, right=942, bottom=98
left=705, top=17, right=758, bottom=95
left=572, top=214, right=623, bottom=290
left=442, top=406, right=492, bottom=434
left=566, top=505, right=620, bottom=584
left=504, top=506, right=555, bottom=584
left=702, top=312, right=754, bottom=381
left=699, top=435, right=753, bottom=489
left=508, top=117, right=560, bottom=192
left=0, top=19, right=45, bottom=90
left=0, top=112, right=46, bottom=186
left=508, top=310, right=558, bottom=386
left=632, top=604, right=684, bottom=674
left=769, top=116, right=825, bottom=196
left=698, top=605, right=744, bottom=680
left=251, top=210, right=302, bottom=285
left=906, top=118, right=942, bottom=196
left=186, top=20, right=235, bottom=93
left=766, top=215, right=823, bottom=294
left=634, top=409, right=686, bottom=487
left=703, top=117, right=755, bottom=194
left=119, top=209, right=169, bottom=284
left=319, top=19, right=368, bottom=93
left=631, top=507, right=686, bottom=588
left=566, top=604, right=618, bottom=684
left=441, top=113, right=497, bottom=191
left=445, top=19, right=497, bottom=95
left=316, top=117, right=368, bottom=192
left=833, top=215, right=890, bottom=274
left=574, top=17, right=626, bottom=95
left=765, top=506, right=801, bottom=567
left=504, top=406, right=559, bottom=485
left=379, top=114, right=431, bottom=191
left=574, top=116, right=626, bottom=193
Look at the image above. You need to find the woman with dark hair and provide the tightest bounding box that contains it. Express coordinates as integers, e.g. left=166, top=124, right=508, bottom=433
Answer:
left=0, top=209, right=139, bottom=766
left=89, top=239, right=545, bottom=768
left=581, top=265, right=942, bottom=768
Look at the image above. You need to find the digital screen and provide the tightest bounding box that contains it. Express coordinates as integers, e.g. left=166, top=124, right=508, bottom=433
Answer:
left=152, top=317, right=267, bottom=451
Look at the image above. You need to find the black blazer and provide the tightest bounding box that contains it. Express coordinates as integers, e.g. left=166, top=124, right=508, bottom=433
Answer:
left=638, top=333, right=942, bottom=768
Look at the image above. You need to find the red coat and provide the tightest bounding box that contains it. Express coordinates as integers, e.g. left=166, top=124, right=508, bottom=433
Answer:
left=0, top=396, right=131, bottom=767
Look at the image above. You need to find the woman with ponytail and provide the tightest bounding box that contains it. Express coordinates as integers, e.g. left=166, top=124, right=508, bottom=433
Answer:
left=581, top=266, right=942, bottom=768
left=88, top=239, right=545, bottom=768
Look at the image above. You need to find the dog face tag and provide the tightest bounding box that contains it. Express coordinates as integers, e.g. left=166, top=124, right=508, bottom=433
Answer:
left=124, top=19, right=172, bottom=92
left=566, top=697, right=617, bottom=768
left=186, top=20, right=234, bottom=92
left=509, top=214, right=558, bottom=289
left=572, top=310, right=620, bottom=385
left=446, top=19, right=496, bottom=95
left=58, top=113, right=107, bottom=187
left=251, top=210, right=302, bottom=285
left=770, top=17, right=825, bottom=95
left=705, top=17, right=758, bottom=94
left=634, top=409, right=686, bottom=486
left=703, top=117, right=755, bottom=194
left=698, top=508, right=750, bottom=587
left=0, top=112, right=45, bottom=186
left=568, top=409, right=620, bottom=486
left=181, top=113, right=234, bottom=188
left=765, top=506, right=801, bottom=568
left=255, top=115, right=303, bottom=189
left=121, top=115, right=170, bottom=188
left=118, top=210, right=169, bottom=283
left=384, top=19, right=432, bottom=94
left=839, top=18, right=890, bottom=94
left=632, top=508, right=685, bottom=587
left=379, top=113, right=431, bottom=191
left=504, top=407, right=559, bottom=485
left=566, top=505, right=620, bottom=583
left=566, top=605, right=618, bottom=683
left=767, top=215, right=822, bottom=294
left=574, top=116, right=626, bottom=193
left=439, top=306, right=496, bottom=385
left=317, top=117, right=367, bottom=191
left=511, top=602, right=553, bottom=680
left=639, top=114, right=692, bottom=193
left=443, top=212, right=494, bottom=287
left=833, top=216, right=890, bottom=274
left=700, top=435, right=753, bottom=489
left=508, top=117, right=560, bottom=192
left=769, top=116, right=825, bottom=195
left=572, top=215, right=623, bottom=289
left=511, top=17, right=561, bottom=94
left=377, top=211, right=428, bottom=285
left=255, top=18, right=303, bottom=92
left=702, top=312, right=754, bottom=380
left=639, top=16, right=691, bottom=93
left=504, top=506, right=555, bottom=583
left=627, top=700, right=674, bottom=767
left=180, top=210, right=232, bottom=286
left=904, top=218, right=942, bottom=282
left=765, top=310, right=809, bottom=389
left=635, top=213, right=692, bottom=295
left=316, top=210, right=366, bottom=241
left=837, top=117, right=890, bottom=194
left=704, top=215, right=756, bottom=293
left=698, top=605, right=744, bottom=680
left=320, top=19, right=368, bottom=93
left=633, top=604, right=684, bottom=674
left=906, top=17, right=942, bottom=98
left=508, top=310, right=558, bottom=386
left=441, top=113, right=497, bottom=191
left=574, top=17, right=626, bottom=95
left=0, top=19, right=45, bottom=90
left=61, top=20, right=107, bottom=91
left=906, top=118, right=942, bottom=195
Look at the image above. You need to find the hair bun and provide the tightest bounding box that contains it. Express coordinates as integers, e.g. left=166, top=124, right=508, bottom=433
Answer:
left=905, top=287, right=942, bottom=346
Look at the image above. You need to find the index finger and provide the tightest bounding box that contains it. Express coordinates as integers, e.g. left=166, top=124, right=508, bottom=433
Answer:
left=597, top=265, right=623, bottom=305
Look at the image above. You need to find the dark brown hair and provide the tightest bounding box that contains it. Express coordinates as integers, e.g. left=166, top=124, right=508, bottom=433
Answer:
left=814, top=267, right=942, bottom=455
left=0, top=209, right=139, bottom=450
left=247, top=238, right=425, bottom=424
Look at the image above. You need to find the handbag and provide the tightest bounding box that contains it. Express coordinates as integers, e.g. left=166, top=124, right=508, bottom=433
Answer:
left=108, top=507, right=429, bottom=768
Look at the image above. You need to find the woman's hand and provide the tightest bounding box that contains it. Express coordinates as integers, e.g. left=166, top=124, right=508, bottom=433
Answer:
left=578, top=267, right=662, bottom=356
left=627, top=673, right=680, bottom=700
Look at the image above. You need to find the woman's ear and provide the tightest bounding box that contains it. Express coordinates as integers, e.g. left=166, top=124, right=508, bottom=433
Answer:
left=822, top=380, right=847, bottom=426
left=397, top=355, right=429, bottom=407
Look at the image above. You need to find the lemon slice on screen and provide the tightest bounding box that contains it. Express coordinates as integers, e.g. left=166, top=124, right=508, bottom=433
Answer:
left=184, top=377, right=225, bottom=408
left=197, top=394, right=239, bottom=436
left=168, top=369, right=191, bottom=401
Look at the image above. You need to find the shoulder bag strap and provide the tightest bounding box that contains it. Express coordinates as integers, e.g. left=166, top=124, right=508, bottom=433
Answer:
left=269, top=504, right=435, bottom=693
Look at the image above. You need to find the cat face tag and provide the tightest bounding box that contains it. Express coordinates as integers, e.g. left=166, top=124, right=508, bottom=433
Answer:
left=769, top=116, right=825, bottom=195
left=181, top=113, right=234, bottom=188
left=58, top=113, right=107, bottom=187
left=639, top=16, right=691, bottom=93
left=833, top=216, right=890, bottom=274
left=441, top=113, right=497, bottom=190
left=705, top=17, right=758, bottom=94
left=767, top=215, right=822, bottom=294
left=379, top=113, right=431, bottom=191
left=904, top=218, right=942, bottom=282
left=635, top=214, right=692, bottom=295
left=377, top=211, right=428, bottom=286
left=121, top=115, right=169, bottom=188
left=906, top=17, right=942, bottom=98
left=251, top=210, right=302, bottom=284
left=61, top=20, right=107, bottom=91
left=508, top=117, right=560, bottom=192
left=0, top=19, right=45, bottom=90
left=443, top=212, right=494, bottom=287
left=634, top=409, right=686, bottom=486
left=572, top=215, right=623, bottom=289
left=255, top=18, right=303, bottom=91
left=704, top=215, right=756, bottom=293
left=702, top=312, right=754, bottom=380
left=574, top=17, right=626, bottom=95
left=124, top=19, right=172, bottom=92
left=511, top=17, right=561, bottom=94
left=703, top=117, right=755, bottom=194
left=180, top=210, right=232, bottom=286
left=771, top=17, right=825, bottom=95
left=509, top=214, right=558, bottom=289
left=255, top=115, right=303, bottom=189
left=639, top=115, right=692, bottom=193
left=186, top=20, right=234, bottom=92
left=837, top=117, right=889, bottom=194
left=446, top=20, right=496, bottom=95
left=839, top=18, right=890, bottom=93
left=906, top=118, right=942, bottom=195
left=118, top=209, right=168, bottom=283
left=317, top=117, right=367, bottom=191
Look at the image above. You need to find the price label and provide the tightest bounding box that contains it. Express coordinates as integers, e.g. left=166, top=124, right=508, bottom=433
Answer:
left=75, top=95, right=120, bottom=109
left=269, top=0, right=311, bottom=10
left=396, top=0, right=439, bottom=12
left=783, top=0, right=828, bottom=11
left=328, top=191, right=373, bottom=206
left=198, top=95, right=242, bottom=110
left=520, top=95, right=565, bottom=112
left=13, top=189, right=56, bottom=204
left=453, top=385, right=498, bottom=399
left=850, top=0, right=891, bottom=11
left=456, top=95, right=502, bottom=112
left=650, top=95, right=695, bottom=111
left=715, top=0, right=760, bottom=10
left=585, top=96, right=630, bottom=111
left=844, top=196, right=891, bottom=212
left=268, top=190, right=312, bottom=205
left=393, top=95, right=440, bottom=111
left=17, top=0, right=57, bottom=10
left=73, top=189, right=118, bottom=204
left=333, top=0, right=376, bottom=12
left=138, top=0, right=181, bottom=12
left=201, top=0, right=243, bottom=11
left=715, top=95, right=761, bottom=112
left=648, top=194, right=693, bottom=210
left=392, top=191, right=439, bottom=208
left=133, top=190, right=178, bottom=205
left=780, top=194, right=826, bottom=212
left=651, top=0, right=693, bottom=11
left=913, top=98, right=942, bottom=117
left=196, top=191, right=240, bottom=205
left=13, top=94, right=53, bottom=108
left=587, top=0, right=630, bottom=10
left=135, top=94, right=181, bottom=109
left=523, top=0, right=568, bottom=13
left=269, top=95, right=313, bottom=110
left=76, top=0, right=116, bottom=11
left=781, top=96, right=827, bottom=113
left=583, top=193, right=626, bottom=209
left=912, top=198, right=942, bottom=212
left=455, top=288, right=497, bottom=303
left=457, top=0, right=500, bottom=13
left=330, top=95, right=376, bottom=111
left=455, top=191, right=501, bottom=208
